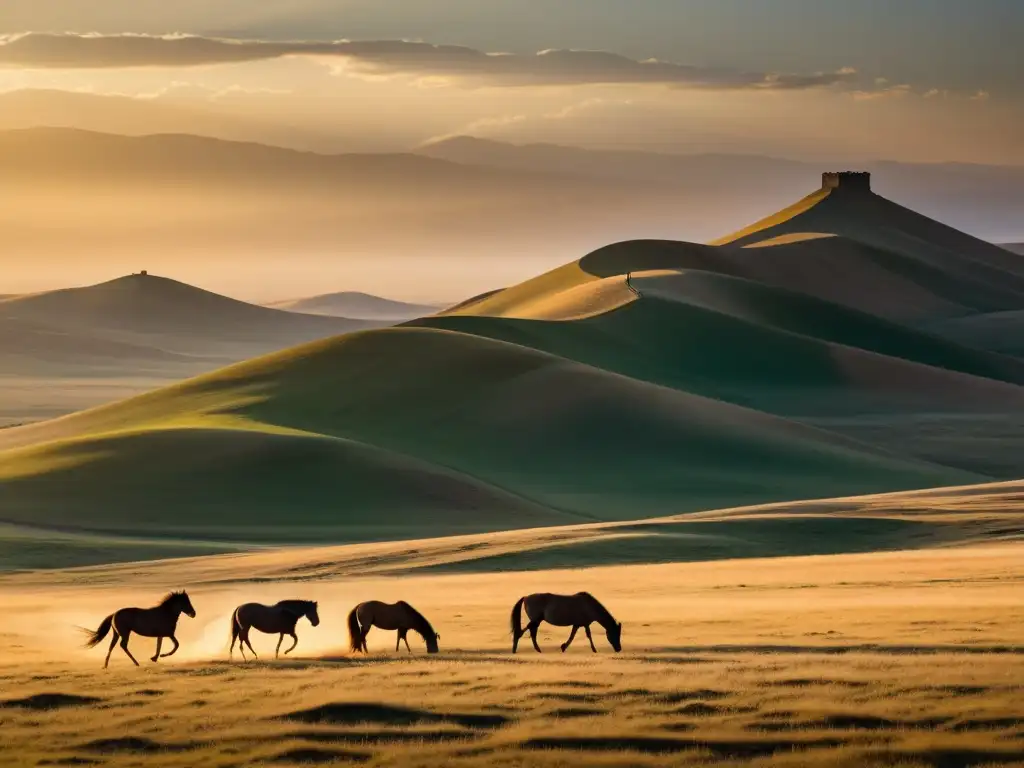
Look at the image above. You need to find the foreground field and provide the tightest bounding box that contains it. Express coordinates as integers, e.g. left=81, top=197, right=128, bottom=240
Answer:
left=1, top=544, right=1021, bottom=767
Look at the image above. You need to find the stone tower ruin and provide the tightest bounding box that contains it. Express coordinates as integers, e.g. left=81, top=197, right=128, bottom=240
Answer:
left=821, top=171, right=871, bottom=191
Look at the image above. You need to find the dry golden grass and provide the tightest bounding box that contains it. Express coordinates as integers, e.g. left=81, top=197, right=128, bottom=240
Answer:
left=1, top=542, right=1022, bottom=767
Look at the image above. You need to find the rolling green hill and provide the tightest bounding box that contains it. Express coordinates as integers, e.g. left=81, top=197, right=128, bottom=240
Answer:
left=0, top=327, right=977, bottom=543
left=425, top=269, right=1024, bottom=415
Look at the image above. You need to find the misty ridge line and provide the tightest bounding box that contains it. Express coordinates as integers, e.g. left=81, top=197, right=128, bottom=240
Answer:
left=1, top=126, right=1023, bottom=246
left=3, top=126, right=1024, bottom=189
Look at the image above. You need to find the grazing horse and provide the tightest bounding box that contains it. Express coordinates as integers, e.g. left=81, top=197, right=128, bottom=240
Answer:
left=510, top=592, right=622, bottom=654
left=347, top=600, right=439, bottom=654
left=230, top=599, right=320, bottom=660
left=82, top=591, right=196, bottom=668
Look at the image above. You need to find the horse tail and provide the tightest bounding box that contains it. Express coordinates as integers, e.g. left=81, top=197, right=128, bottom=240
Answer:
left=82, top=614, right=113, bottom=648
left=510, top=597, right=525, bottom=639
left=229, top=610, right=239, bottom=649
left=346, top=606, right=362, bottom=652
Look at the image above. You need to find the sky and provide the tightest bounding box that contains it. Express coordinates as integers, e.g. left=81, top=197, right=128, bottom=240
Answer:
left=0, top=1, right=1021, bottom=301
left=0, top=0, right=1021, bottom=163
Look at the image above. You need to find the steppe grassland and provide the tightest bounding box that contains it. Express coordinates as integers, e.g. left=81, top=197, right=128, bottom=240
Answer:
left=0, top=544, right=1021, bottom=767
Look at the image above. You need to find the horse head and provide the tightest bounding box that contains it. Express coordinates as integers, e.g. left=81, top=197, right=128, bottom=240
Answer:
left=607, top=621, right=622, bottom=652
left=307, top=601, right=321, bottom=627
left=426, top=632, right=440, bottom=654
left=176, top=591, right=197, bottom=619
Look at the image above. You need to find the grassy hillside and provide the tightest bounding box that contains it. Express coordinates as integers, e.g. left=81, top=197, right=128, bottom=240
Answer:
left=712, top=183, right=1024, bottom=307
left=0, top=273, right=370, bottom=351
left=426, top=270, right=1024, bottom=415
left=0, top=326, right=978, bottom=544
left=5, top=173, right=1022, bottom=562
left=0, top=273, right=381, bottom=422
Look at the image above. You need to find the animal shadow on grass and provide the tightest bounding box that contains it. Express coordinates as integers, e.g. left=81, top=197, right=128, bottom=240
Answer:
left=1, top=693, right=102, bottom=710
left=280, top=702, right=509, bottom=730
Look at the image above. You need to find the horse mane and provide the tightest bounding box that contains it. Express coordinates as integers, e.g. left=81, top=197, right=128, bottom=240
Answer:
left=398, top=601, right=435, bottom=638
left=158, top=590, right=187, bottom=608
left=580, top=592, right=616, bottom=627
left=277, top=599, right=315, bottom=617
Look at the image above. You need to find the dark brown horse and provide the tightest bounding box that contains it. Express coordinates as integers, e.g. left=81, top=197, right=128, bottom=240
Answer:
left=82, top=591, right=196, bottom=668
left=347, top=600, right=439, bottom=654
left=511, top=592, right=622, bottom=653
left=230, top=599, right=320, bottom=660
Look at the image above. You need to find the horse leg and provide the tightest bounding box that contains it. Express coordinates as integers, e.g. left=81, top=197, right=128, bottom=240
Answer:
left=242, top=629, right=258, bottom=659
left=275, top=634, right=284, bottom=659
left=584, top=624, right=597, bottom=653
left=104, top=631, right=119, bottom=669
left=284, top=633, right=298, bottom=655
left=395, top=631, right=402, bottom=653
left=151, top=636, right=163, bottom=662
left=402, top=632, right=412, bottom=653
left=120, top=631, right=140, bottom=666
left=528, top=618, right=543, bottom=653
left=359, top=626, right=370, bottom=653
left=161, top=636, right=179, bottom=658
left=560, top=626, right=579, bottom=653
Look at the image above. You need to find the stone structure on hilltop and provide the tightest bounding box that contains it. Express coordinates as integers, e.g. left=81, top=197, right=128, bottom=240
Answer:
left=822, top=171, right=871, bottom=191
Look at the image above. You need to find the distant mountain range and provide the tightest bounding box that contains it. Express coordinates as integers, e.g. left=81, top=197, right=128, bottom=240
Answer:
left=0, top=127, right=731, bottom=280
left=266, top=292, right=441, bottom=321
left=1003, top=243, right=1024, bottom=255
left=421, top=136, right=1024, bottom=241
left=3, top=127, right=1023, bottom=276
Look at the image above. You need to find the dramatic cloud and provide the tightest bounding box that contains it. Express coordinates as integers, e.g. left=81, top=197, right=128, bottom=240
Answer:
left=0, top=32, right=859, bottom=90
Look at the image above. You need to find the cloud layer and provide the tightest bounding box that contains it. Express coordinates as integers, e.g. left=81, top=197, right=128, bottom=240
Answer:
left=0, top=32, right=858, bottom=90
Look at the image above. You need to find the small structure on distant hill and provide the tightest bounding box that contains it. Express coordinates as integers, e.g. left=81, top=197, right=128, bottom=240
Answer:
left=139, top=270, right=148, bottom=276
left=822, top=171, right=871, bottom=191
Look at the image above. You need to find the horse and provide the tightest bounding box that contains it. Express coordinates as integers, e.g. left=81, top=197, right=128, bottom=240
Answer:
left=82, top=590, right=196, bottom=668
left=347, top=600, right=439, bottom=654
left=230, top=599, right=320, bottom=660
left=510, top=592, right=622, bottom=653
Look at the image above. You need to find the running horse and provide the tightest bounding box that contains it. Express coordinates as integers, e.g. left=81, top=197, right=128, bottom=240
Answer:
left=230, top=600, right=320, bottom=660
left=347, top=600, right=439, bottom=654
left=510, top=592, right=622, bottom=653
left=82, top=590, right=197, bottom=668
